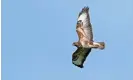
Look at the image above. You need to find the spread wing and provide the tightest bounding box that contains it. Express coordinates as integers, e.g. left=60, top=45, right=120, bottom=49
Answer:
left=77, top=7, right=93, bottom=41
left=72, top=47, right=91, bottom=68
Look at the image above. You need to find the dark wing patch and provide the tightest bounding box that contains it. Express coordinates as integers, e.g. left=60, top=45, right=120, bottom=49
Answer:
left=78, top=7, right=89, bottom=18
left=72, top=47, right=91, bottom=68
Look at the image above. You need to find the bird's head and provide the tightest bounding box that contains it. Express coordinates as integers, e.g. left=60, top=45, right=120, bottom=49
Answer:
left=72, top=42, right=81, bottom=47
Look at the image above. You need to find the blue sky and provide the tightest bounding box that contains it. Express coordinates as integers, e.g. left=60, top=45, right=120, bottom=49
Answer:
left=2, top=0, right=133, bottom=80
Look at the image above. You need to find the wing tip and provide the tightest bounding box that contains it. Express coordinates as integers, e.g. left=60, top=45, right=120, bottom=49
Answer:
left=82, top=6, right=89, bottom=12
left=80, top=6, right=89, bottom=13
left=72, top=62, right=84, bottom=68
left=78, top=6, right=89, bottom=18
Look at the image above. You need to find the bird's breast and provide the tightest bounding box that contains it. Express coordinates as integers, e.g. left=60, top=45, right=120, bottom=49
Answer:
left=80, top=40, right=90, bottom=48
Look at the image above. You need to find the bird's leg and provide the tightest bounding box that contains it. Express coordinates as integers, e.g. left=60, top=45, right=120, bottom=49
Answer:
left=73, top=42, right=82, bottom=47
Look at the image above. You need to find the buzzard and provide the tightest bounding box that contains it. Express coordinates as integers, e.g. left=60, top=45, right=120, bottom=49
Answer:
left=72, top=7, right=105, bottom=68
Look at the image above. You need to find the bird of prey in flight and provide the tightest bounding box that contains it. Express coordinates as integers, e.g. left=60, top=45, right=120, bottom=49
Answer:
left=72, top=7, right=105, bottom=68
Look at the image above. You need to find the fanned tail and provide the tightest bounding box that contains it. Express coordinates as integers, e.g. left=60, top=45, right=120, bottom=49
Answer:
left=93, top=42, right=105, bottom=50
left=97, top=42, right=105, bottom=49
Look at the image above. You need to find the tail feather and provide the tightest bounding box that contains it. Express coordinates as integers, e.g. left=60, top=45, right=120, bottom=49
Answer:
left=93, top=42, right=105, bottom=50
left=97, top=42, right=105, bottom=49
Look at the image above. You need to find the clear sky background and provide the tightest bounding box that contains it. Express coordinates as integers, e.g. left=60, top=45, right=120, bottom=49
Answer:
left=2, top=0, right=133, bottom=80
